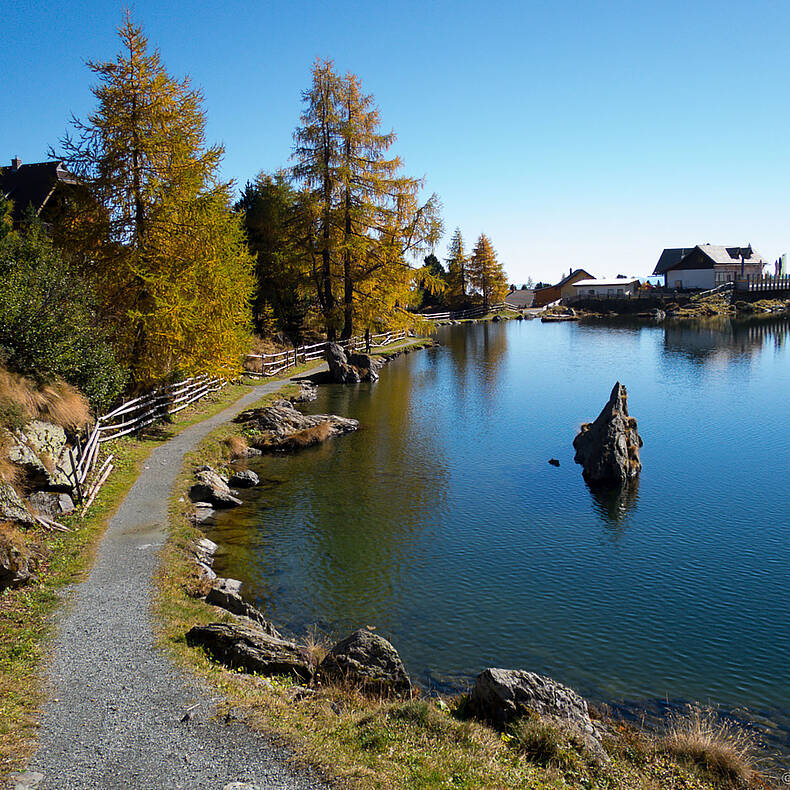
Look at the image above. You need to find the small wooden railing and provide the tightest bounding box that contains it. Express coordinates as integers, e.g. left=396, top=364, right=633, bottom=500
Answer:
left=417, top=302, right=509, bottom=321
left=735, top=275, right=790, bottom=293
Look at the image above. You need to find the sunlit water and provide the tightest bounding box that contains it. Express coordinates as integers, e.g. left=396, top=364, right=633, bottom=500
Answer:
left=208, top=317, right=790, bottom=751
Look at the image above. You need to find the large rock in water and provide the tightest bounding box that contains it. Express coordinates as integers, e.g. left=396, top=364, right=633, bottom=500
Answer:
left=234, top=400, right=358, bottom=451
left=468, top=668, right=607, bottom=761
left=186, top=622, right=312, bottom=681
left=348, top=353, right=385, bottom=382
left=319, top=628, right=411, bottom=698
left=326, top=343, right=384, bottom=383
left=573, top=382, right=643, bottom=484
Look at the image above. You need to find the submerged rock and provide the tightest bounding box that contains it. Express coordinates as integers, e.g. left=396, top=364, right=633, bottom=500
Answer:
left=319, top=628, right=411, bottom=698
left=186, top=622, right=312, bottom=681
left=234, top=400, right=358, bottom=452
left=573, top=382, right=643, bottom=484
left=468, top=668, right=607, bottom=761
left=228, top=469, right=259, bottom=488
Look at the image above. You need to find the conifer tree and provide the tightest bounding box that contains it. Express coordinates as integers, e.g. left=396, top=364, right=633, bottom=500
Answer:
left=445, top=228, right=469, bottom=307
left=56, top=14, right=253, bottom=382
left=469, top=233, right=508, bottom=308
left=293, top=59, right=443, bottom=339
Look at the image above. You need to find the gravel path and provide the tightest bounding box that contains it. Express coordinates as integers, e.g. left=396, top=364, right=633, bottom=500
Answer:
left=19, top=379, right=328, bottom=790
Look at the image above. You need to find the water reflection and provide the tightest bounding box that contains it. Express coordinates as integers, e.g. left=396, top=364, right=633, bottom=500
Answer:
left=587, top=478, right=640, bottom=536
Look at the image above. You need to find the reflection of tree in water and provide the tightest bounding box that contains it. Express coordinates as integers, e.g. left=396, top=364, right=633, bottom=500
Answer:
left=662, top=316, right=790, bottom=365
left=587, top=478, right=639, bottom=535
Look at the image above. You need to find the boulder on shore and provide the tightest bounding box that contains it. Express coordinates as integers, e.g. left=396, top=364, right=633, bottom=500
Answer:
left=234, top=400, right=358, bottom=451
left=188, top=467, right=242, bottom=508
left=27, top=491, right=75, bottom=518
left=7, top=420, right=76, bottom=491
left=348, top=353, right=385, bottom=382
left=205, top=578, right=281, bottom=637
left=573, top=382, right=643, bottom=484
left=326, top=343, right=384, bottom=383
left=468, top=668, right=607, bottom=761
left=228, top=469, right=259, bottom=488
left=319, top=628, right=411, bottom=698
left=186, top=622, right=312, bottom=681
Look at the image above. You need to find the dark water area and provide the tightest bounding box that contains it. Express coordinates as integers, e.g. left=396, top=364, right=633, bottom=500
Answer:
left=208, top=316, right=790, bottom=759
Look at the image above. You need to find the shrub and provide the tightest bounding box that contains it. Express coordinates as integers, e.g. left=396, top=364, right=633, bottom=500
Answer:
left=0, top=221, right=128, bottom=412
left=509, top=716, right=587, bottom=770
left=659, top=707, right=758, bottom=785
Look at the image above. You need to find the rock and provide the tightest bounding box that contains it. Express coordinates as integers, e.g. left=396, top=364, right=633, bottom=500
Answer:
left=326, top=342, right=361, bottom=383
left=319, top=628, right=411, bottom=698
left=348, top=353, right=385, bottom=382
left=492, top=314, right=501, bottom=322
left=206, top=579, right=281, bottom=637
left=573, top=382, right=643, bottom=484
left=191, top=502, right=216, bottom=525
left=290, top=382, right=318, bottom=403
left=234, top=400, right=358, bottom=451
left=0, top=482, right=34, bottom=525
left=468, top=668, right=607, bottom=761
left=223, top=783, right=261, bottom=790
left=7, top=420, right=76, bottom=491
left=228, top=469, right=259, bottom=488
left=186, top=622, right=312, bottom=681
left=191, top=537, right=218, bottom=565
left=548, top=458, right=560, bottom=467
left=27, top=491, right=75, bottom=517
left=0, top=533, right=36, bottom=590
left=188, top=468, right=242, bottom=508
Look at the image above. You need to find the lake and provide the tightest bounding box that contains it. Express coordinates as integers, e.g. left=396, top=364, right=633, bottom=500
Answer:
left=207, top=317, right=790, bottom=750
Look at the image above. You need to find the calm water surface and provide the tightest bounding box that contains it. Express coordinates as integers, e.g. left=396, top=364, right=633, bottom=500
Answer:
left=209, top=317, right=790, bottom=745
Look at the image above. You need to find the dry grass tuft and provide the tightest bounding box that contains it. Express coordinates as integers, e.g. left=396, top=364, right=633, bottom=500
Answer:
left=223, top=434, right=250, bottom=460
left=278, top=421, right=331, bottom=450
left=302, top=626, right=331, bottom=669
left=0, top=368, right=91, bottom=431
left=659, top=707, right=758, bottom=785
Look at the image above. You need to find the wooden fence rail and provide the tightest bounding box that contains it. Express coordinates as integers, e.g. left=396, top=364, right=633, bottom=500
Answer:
left=735, top=275, right=790, bottom=294
left=416, top=302, right=509, bottom=322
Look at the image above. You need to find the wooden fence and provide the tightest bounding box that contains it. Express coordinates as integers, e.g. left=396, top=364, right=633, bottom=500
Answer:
left=244, top=329, right=409, bottom=377
left=69, top=375, right=227, bottom=515
left=417, top=302, right=509, bottom=322
left=735, top=275, right=790, bottom=294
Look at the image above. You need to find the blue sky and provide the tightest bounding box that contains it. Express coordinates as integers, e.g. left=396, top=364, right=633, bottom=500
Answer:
left=4, top=0, right=788, bottom=283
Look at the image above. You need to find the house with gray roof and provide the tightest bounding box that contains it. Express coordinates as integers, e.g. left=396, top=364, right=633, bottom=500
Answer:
left=657, top=244, right=767, bottom=290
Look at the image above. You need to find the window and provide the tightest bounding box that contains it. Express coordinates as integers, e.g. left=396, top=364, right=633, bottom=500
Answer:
left=607, top=288, right=615, bottom=296
left=617, top=288, right=624, bottom=296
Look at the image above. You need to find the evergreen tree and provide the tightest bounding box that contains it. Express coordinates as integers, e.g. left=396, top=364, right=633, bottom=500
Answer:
left=444, top=228, right=469, bottom=307
left=55, top=14, right=253, bottom=383
left=469, top=233, right=508, bottom=308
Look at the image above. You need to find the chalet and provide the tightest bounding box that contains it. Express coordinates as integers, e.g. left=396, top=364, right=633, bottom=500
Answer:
left=571, top=278, right=640, bottom=298
left=533, top=268, right=595, bottom=307
left=504, top=288, right=535, bottom=308
left=655, top=244, right=767, bottom=290
left=0, top=157, right=78, bottom=226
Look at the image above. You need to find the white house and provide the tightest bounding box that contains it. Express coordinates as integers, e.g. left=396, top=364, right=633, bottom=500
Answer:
left=653, top=244, right=767, bottom=290
left=571, top=278, right=640, bottom=298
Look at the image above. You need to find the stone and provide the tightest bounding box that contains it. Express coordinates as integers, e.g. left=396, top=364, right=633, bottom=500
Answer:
left=188, top=468, right=242, bottom=508
left=290, top=382, right=318, bottom=403
left=573, top=382, right=643, bottom=485
left=348, top=353, right=386, bottom=382
left=548, top=458, right=560, bottom=467
left=468, top=668, right=607, bottom=761
left=0, top=534, right=36, bottom=591
left=326, top=342, right=360, bottom=383
left=228, top=469, right=259, bottom=488
left=190, top=537, right=217, bottom=567
left=186, top=622, right=312, bottom=681
left=492, top=314, right=501, bottom=322
left=223, top=783, right=261, bottom=790
left=27, top=491, right=75, bottom=517
left=206, top=579, right=281, bottom=637
left=7, top=420, right=76, bottom=491
left=234, top=400, right=358, bottom=451
left=191, top=503, right=216, bottom=525
left=0, top=482, right=34, bottom=525
left=319, top=628, right=411, bottom=698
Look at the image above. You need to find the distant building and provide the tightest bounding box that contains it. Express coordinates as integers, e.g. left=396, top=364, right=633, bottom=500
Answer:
left=571, top=278, right=640, bottom=298
left=0, top=157, right=78, bottom=226
left=654, top=245, right=767, bottom=290
left=504, top=288, right=534, bottom=308
left=534, top=268, right=595, bottom=307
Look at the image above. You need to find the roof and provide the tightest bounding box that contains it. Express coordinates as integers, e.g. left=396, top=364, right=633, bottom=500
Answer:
left=556, top=268, right=595, bottom=287
left=0, top=160, right=77, bottom=220
left=663, top=244, right=768, bottom=272
left=504, top=290, right=534, bottom=307
left=572, top=278, right=639, bottom=287
left=653, top=248, right=693, bottom=276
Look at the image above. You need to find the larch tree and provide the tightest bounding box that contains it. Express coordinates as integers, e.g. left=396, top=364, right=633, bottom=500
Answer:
left=55, top=14, right=254, bottom=383
left=292, top=59, right=443, bottom=340
left=444, top=228, right=469, bottom=307
left=469, top=233, right=508, bottom=308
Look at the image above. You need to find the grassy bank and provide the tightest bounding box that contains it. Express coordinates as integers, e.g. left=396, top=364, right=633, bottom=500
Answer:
left=155, top=376, right=771, bottom=789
